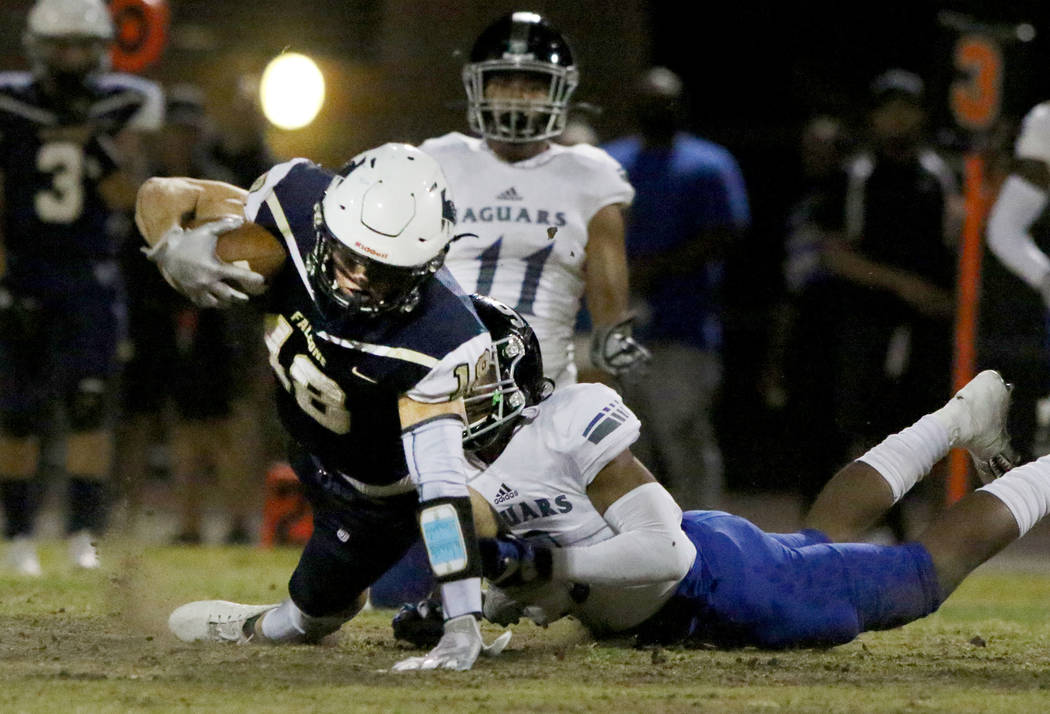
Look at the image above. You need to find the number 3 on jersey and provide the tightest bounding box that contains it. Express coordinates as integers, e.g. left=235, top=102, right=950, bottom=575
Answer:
left=35, top=142, right=84, bottom=223
left=266, top=315, right=351, bottom=434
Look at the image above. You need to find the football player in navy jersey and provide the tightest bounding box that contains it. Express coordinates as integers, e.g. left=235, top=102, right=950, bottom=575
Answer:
left=136, top=143, right=507, bottom=671
left=0, top=0, right=162, bottom=574
left=394, top=298, right=1050, bottom=652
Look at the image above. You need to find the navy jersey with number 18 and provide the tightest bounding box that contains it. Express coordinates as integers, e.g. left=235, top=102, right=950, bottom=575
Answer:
left=244, top=159, right=491, bottom=488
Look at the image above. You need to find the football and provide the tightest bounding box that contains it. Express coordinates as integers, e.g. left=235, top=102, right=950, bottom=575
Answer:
left=188, top=217, right=287, bottom=280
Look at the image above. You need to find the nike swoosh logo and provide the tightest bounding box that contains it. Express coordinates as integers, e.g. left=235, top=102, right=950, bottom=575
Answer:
left=352, top=366, right=378, bottom=384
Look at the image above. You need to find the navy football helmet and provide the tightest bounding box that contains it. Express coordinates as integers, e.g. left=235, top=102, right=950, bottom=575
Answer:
left=463, top=295, right=553, bottom=456
left=462, top=12, right=578, bottom=143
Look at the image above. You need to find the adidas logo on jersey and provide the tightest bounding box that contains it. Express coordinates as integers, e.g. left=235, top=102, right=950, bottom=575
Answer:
left=496, top=186, right=522, bottom=201
left=493, top=482, right=519, bottom=505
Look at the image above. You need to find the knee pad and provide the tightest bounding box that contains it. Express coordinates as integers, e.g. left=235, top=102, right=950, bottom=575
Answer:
left=66, top=378, right=110, bottom=431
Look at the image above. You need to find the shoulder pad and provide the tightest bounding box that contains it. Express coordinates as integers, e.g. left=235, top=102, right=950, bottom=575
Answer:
left=244, top=158, right=315, bottom=221
left=420, top=132, right=480, bottom=157
left=539, top=383, right=640, bottom=483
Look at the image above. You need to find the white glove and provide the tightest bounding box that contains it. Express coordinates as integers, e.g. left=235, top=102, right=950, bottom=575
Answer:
left=391, top=614, right=511, bottom=672
left=590, top=316, right=652, bottom=381
left=143, top=217, right=265, bottom=308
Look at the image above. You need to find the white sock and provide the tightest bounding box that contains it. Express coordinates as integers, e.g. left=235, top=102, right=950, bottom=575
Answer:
left=979, top=456, right=1050, bottom=537
left=857, top=414, right=951, bottom=503
left=258, top=599, right=307, bottom=642
left=440, top=577, right=482, bottom=619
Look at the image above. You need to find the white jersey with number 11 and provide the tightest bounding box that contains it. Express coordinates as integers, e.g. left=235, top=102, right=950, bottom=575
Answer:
left=421, top=132, right=634, bottom=386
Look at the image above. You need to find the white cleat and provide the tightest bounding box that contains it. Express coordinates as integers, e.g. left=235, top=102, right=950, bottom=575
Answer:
left=8, top=536, right=42, bottom=576
left=168, top=600, right=279, bottom=644
left=934, top=370, right=1017, bottom=483
left=68, top=531, right=100, bottom=569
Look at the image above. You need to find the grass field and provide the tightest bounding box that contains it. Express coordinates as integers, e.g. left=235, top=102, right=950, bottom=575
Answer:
left=2, top=541, right=1050, bottom=713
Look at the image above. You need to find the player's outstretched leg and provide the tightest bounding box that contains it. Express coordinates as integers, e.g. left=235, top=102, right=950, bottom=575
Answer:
left=168, top=592, right=366, bottom=645
left=805, top=370, right=1013, bottom=542
left=168, top=600, right=280, bottom=644
left=920, top=450, right=1050, bottom=596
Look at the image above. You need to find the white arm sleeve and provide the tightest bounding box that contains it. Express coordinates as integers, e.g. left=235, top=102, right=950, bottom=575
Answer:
left=401, top=415, right=470, bottom=501
left=987, top=175, right=1050, bottom=292
left=402, top=415, right=482, bottom=619
left=549, top=483, right=696, bottom=585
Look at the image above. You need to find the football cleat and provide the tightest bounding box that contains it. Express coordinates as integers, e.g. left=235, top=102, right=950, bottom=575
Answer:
left=68, top=530, right=100, bottom=569
left=168, top=600, right=279, bottom=644
left=8, top=536, right=42, bottom=576
left=933, top=370, right=1017, bottom=483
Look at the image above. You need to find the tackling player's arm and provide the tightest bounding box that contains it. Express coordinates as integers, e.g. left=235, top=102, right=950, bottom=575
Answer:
left=551, top=448, right=695, bottom=585
left=482, top=447, right=695, bottom=591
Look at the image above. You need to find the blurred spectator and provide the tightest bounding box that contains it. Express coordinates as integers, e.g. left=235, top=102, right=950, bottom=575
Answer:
left=117, top=84, right=260, bottom=544
left=820, top=69, right=961, bottom=537
left=769, top=115, right=854, bottom=503
left=603, top=67, right=751, bottom=509
left=983, top=108, right=1050, bottom=463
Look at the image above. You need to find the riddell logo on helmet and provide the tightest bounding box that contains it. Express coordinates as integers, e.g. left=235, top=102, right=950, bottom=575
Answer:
left=354, top=241, right=388, bottom=260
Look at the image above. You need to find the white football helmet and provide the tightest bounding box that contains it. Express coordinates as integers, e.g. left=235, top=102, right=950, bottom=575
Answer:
left=308, top=143, right=458, bottom=316
left=24, top=0, right=114, bottom=88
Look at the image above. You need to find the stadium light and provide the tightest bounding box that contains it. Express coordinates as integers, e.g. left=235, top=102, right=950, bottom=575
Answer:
left=260, top=52, right=325, bottom=130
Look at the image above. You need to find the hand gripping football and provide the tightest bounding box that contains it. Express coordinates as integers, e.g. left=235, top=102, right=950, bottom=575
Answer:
left=187, top=217, right=287, bottom=280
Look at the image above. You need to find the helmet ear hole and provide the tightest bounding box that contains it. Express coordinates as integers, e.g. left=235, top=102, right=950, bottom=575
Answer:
left=463, top=294, right=551, bottom=455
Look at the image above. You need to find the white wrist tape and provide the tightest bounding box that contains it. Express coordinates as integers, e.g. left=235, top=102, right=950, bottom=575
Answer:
left=551, top=482, right=695, bottom=585
left=987, top=175, right=1050, bottom=290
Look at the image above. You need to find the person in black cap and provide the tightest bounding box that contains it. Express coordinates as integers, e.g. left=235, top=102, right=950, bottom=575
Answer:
left=816, top=69, right=963, bottom=541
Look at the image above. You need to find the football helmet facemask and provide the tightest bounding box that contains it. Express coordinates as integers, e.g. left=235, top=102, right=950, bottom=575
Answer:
left=24, top=0, right=114, bottom=94
left=463, top=11, right=578, bottom=144
left=307, top=143, right=457, bottom=318
left=463, top=295, right=554, bottom=457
